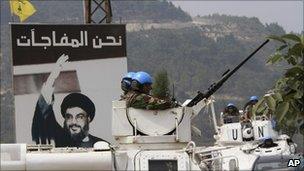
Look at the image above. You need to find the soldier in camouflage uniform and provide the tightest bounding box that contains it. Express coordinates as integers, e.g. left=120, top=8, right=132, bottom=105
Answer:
left=243, top=96, right=258, bottom=120
left=222, top=103, right=240, bottom=123
left=121, top=71, right=177, bottom=110
left=120, top=72, right=136, bottom=97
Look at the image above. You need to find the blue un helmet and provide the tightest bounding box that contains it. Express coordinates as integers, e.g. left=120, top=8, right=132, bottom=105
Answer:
left=124, top=72, right=136, bottom=79
left=227, top=103, right=235, bottom=107
left=131, top=71, right=153, bottom=93
left=224, top=103, right=239, bottom=117
left=250, top=96, right=258, bottom=102
left=121, top=72, right=136, bottom=92
left=133, top=71, right=152, bottom=85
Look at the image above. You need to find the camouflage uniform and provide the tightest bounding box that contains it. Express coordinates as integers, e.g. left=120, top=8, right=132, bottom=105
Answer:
left=244, top=104, right=254, bottom=119
left=223, top=106, right=239, bottom=117
left=243, top=100, right=259, bottom=119
left=121, top=91, right=177, bottom=110
left=222, top=106, right=240, bottom=123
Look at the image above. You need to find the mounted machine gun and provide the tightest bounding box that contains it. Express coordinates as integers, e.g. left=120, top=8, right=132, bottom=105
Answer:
left=187, top=39, right=270, bottom=107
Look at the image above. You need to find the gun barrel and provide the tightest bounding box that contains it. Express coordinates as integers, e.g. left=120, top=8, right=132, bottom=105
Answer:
left=187, top=39, right=269, bottom=107
left=222, top=39, right=269, bottom=83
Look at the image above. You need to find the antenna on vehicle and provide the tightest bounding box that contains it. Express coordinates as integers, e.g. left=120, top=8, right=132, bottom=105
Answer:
left=172, top=83, right=176, bottom=102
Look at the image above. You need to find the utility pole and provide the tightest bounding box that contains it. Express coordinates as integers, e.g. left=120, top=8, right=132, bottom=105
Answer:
left=83, top=0, right=112, bottom=24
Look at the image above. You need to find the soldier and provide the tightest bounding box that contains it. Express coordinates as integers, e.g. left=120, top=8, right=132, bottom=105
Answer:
left=243, top=96, right=258, bottom=120
left=120, top=72, right=136, bottom=97
left=222, top=103, right=240, bottom=123
left=122, top=71, right=177, bottom=110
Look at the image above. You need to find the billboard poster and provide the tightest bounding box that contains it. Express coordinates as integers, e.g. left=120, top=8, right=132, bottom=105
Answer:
left=11, top=24, right=127, bottom=147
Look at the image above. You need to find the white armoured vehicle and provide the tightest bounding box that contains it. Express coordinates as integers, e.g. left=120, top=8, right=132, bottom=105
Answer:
left=193, top=97, right=298, bottom=170
left=0, top=98, right=300, bottom=171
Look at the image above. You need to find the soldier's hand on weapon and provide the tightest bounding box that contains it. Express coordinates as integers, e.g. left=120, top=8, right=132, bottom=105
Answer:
left=175, top=102, right=182, bottom=107
left=171, top=100, right=181, bottom=108
left=168, top=96, right=180, bottom=107
left=41, top=54, right=69, bottom=104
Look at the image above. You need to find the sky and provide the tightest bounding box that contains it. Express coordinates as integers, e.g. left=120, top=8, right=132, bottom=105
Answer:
left=171, top=1, right=303, bottom=33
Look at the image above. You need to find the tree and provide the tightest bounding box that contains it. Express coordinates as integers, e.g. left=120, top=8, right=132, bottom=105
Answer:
left=253, top=34, right=304, bottom=136
left=152, top=70, right=171, bottom=100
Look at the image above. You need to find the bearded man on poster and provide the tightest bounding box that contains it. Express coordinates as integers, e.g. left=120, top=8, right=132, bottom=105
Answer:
left=31, top=54, right=108, bottom=147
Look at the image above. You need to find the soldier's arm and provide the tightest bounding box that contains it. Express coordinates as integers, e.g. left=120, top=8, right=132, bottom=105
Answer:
left=131, top=94, right=176, bottom=110
left=146, top=97, right=176, bottom=110
left=129, top=94, right=149, bottom=109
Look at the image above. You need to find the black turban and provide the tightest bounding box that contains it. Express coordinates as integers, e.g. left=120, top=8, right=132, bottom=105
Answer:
left=61, top=93, right=95, bottom=122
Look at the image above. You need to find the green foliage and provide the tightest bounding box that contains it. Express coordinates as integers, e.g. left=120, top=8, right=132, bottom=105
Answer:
left=152, top=70, right=171, bottom=99
left=255, top=34, right=304, bottom=135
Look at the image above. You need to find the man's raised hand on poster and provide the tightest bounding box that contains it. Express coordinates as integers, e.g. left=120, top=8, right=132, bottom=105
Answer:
left=41, top=54, right=69, bottom=104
